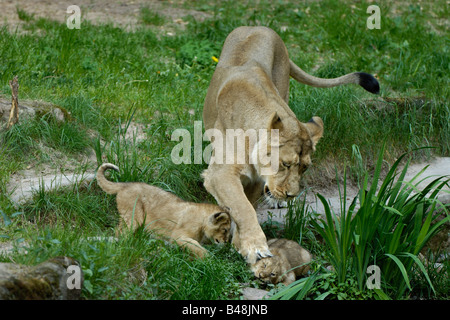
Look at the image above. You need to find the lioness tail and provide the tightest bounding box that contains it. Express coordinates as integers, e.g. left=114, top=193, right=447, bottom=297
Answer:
left=289, top=60, right=380, bottom=94
left=96, top=163, right=124, bottom=195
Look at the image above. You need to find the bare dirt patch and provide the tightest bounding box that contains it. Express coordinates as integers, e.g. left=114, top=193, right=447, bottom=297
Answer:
left=0, top=0, right=211, bottom=32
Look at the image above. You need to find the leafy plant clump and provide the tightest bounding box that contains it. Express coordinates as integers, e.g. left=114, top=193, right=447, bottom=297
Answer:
left=176, top=39, right=220, bottom=67
left=271, top=145, right=449, bottom=300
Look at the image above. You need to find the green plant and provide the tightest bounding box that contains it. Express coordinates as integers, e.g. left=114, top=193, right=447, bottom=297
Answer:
left=410, top=249, right=449, bottom=299
left=16, top=7, right=35, bottom=22
left=176, top=39, right=220, bottom=67
left=316, top=145, right=448, bottom=298
left=93, top=106, right=152, bottom=183
left=140, top=7, right=166, bottom=26
left=354, top=146, right=448, bottom=298
left=283, top=193, right=320, bottom=247
left=270, top=265, right=377, bottom=300
left=272, top=144, right=449, bottom=300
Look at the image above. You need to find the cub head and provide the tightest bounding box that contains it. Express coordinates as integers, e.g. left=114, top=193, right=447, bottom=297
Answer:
left=204, top=210, right=232, bottom=244
left=251, top=254, right=289, bottom=285
left=254, top=112, right=323, bottom=201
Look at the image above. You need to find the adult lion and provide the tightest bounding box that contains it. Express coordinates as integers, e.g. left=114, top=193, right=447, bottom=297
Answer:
left=202, top=26, right=379, bottom=263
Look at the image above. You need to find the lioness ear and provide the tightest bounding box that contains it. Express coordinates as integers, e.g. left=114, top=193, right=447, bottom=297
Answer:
left=211, top=212, right=229, bottom=223
left=267, top=112, right=283, bottom=131
left=304, top=116, right=324, bottom=146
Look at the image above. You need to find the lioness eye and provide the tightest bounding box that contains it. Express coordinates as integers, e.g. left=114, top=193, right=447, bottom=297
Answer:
left=270, top=273, right=276, bottom=277
left=301, top=164, right=309, bottom=173
left=282, top=161, right=290, bottom=168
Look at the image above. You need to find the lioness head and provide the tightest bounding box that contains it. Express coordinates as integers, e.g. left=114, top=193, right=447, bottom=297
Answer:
left=254, top=112, right=323, bottom=201
left=251, top=254, right=289, bottom=285
left=203, top=211, right=232, bottom=244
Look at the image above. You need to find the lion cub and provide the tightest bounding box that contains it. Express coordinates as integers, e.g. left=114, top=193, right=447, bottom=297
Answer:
left=251, top=238, right=312, bottom=285
left=96, top=163, right=231, bottom=258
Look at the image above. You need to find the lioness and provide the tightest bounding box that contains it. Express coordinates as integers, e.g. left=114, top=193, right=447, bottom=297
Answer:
left=251, top=238, right=312, bottom=286
left=202, top=26, right=379, bottom=263
left=96, top=163, right=231, bottom=258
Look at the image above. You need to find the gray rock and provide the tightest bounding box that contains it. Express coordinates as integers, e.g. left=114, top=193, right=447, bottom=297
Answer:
left=0, top=256, right=83, bottom=300
left=0, top=97, right=69, bottom=129
left=241, top=287, right=270, bottom=300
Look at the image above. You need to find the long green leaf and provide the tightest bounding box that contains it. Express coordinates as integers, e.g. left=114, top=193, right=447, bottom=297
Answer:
left=270, top=277, right=308, bottom=300
left=0, top=210, right=12, bottom=227
left=387, top=223, right=405, bottom=254
left=385, top=253, right=411, bottom=291
left=387, top=157, right=410, bottom=207
left=402, top=252, right=435, bottom=294
left=315, top=292, right=332, bottom=300
left=296, top=274, right=318, bottom=300
left=373, top=289, right=391, bottom=300
left=416, top=213, right=450, bottom=254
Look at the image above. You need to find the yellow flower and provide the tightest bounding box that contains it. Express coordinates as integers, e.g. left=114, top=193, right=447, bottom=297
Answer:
left=212, top=56, right=219, bottom=63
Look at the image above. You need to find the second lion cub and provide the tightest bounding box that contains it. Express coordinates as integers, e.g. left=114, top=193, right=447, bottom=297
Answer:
left=96, top=163, right=231, bottom=258
left=251, top=238, right=312, bottom=285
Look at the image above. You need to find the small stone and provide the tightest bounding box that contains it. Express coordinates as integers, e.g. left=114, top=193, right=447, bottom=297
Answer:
left=0, top=256, right=83, bottom=300
left=241, top=287, right=270, bottom=300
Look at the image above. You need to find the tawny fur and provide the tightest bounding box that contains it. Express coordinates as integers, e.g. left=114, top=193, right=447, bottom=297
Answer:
left=201, top=26, right=379, bottom=264
left=251, top=238, right=312, bottom=286
left=96, top=163, right=231, bottom=258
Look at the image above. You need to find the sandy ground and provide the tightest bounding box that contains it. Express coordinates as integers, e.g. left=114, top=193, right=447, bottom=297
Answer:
left=0, top=0, right=210, bottom=32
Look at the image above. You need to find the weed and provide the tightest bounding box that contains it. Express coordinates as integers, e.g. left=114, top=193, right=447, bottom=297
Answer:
left=272, top=145, right=449, bottom=300
left=140, top=7, right=166, bottom=26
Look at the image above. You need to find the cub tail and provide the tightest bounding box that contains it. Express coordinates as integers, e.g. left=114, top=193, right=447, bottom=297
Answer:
left=289, top=59, right=380, bottom=94
left=96, top=163, right=124, bottom=195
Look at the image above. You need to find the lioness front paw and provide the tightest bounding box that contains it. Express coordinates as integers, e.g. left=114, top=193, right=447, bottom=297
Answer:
left=238, top=236, right=272, bottom=264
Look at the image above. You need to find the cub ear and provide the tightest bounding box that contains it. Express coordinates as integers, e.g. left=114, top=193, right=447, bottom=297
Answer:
left=267, top=112, right=283, bottom=131
left=304, top=116, right=324, bottom=147
left=211, top=212, right=230, bottom=223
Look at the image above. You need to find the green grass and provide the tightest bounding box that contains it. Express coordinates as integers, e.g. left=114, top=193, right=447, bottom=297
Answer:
left=0, top=0, right=449, bottom=299
left=1, top=211, right=253, bottom=299
left=270, top=146, right=449, bottom=300
left=140, top=7, right=167, bottom=26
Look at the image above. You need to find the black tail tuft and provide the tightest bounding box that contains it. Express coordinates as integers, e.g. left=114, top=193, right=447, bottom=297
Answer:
left=357, top=72, right=380, bottom=94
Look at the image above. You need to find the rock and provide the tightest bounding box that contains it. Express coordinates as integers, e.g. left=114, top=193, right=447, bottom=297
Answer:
left=0, top=256, right=83, bottom=300
left=0, top=97, right=69, bottom=129
left=0, top=241, right=29, bottom=256
left=0, top=98, right=35, bottom=123
left=241, top=287, right=270, bottom=300
left=7, top=171, right=96, bottom=205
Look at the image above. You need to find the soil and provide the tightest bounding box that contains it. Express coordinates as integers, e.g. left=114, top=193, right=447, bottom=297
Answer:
left=0, top=0, right=211, bottom=32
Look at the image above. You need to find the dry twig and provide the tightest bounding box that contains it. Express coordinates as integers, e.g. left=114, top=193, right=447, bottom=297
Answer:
left=6, top=76, right=19, bottom=129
